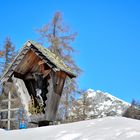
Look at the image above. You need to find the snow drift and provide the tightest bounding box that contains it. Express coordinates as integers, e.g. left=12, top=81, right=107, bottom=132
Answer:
left=1, top=117, right=140, bottom=140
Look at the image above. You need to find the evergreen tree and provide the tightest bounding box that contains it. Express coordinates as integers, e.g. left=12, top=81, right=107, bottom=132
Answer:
left=123, top=99, right=140, bottom=120
left=0, top=37, right=16, bottom=71
left=0, top=37, right=16, bottom=96
left=37, top=11, right=82, bottom=121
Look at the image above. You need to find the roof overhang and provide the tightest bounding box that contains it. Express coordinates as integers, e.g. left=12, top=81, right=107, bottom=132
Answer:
left=0, top=40, right=76, bottom=83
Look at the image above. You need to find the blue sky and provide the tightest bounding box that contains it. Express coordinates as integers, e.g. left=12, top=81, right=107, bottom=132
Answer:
left=0, top=0, right=140, bottom=102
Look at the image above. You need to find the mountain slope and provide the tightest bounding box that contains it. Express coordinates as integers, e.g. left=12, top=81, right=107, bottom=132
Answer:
left=1, top=117, right=140, bottom=140
left=85, top=89, right=130, bottom=118
left=69, top=89, right=130, bottom=119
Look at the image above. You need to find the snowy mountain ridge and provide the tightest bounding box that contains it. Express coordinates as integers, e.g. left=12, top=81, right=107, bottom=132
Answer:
left=86, top=88, right=129, bottom=105
left=69, top=89, right=130, bottom=119
left=84, top=89, right=130, bottom=118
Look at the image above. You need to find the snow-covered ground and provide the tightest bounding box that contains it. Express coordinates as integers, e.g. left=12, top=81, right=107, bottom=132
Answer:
left=1, top=117, right=140, bottom=140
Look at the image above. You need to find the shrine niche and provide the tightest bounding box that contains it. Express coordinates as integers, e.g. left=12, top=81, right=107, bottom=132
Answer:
left=0, top=40, right=76, bottom=126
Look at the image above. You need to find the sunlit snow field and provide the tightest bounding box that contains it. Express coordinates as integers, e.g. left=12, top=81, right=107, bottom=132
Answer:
left=1, top=117, right=140, bottom=140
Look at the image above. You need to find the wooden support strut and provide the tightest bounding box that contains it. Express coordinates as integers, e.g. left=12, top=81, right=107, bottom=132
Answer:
left=45, top=71, right=67, bottom=121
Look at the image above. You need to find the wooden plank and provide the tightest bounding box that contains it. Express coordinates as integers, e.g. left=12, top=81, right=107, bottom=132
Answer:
left=42, top=69, right=51, bottom=78
left=44, top=71, right=67, bottom=121
left=24, top=73, right=34, bottom=80
left=0, top=108, right=19, bottom=112
left=15, top=50, right=41, bottom=74
left=0, top=47, right=30, bottom=82
left=29, top=114, right=45, bottom=123
left=13, top=72, right=24, bottom=79
left=8, top=91, right=11, bottom=130
left=45, top=91, right=60, bottom=121
left=45, top=76, right=54, bottom=121
left=55, top=71, right=67, bottom=96
left=1, top=99, right=17, bottom=102
left=30, top=47, right=54, bottom=68
left=0, top=118, right=16, bottom=121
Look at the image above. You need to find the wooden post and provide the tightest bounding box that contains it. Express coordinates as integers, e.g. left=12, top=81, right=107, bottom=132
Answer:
left=45, top=71, right=66, bottom=121
left=7, top=91, right=11, bottom=130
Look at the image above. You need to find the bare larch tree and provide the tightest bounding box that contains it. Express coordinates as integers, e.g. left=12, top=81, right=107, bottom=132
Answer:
left=37, top=11, right=82, bottom=121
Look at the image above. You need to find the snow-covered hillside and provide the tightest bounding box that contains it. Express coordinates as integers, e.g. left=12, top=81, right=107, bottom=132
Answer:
left=70, top=89, right=130, bottom=119
left=1, top=117, right=140, bottom=140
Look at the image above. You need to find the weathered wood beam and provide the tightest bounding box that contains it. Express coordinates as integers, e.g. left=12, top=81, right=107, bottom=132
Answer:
left=24, top=73, right=34, bottom=80
left=45, top=71, right=66, bottom=121
left=43, top=69, right=51, bottom=78
left=1, top=99, right=18, bottom=102
left=0, top=108, right=19, bottom=112
left=30, top=46, right=55, bottom=68
left=0, top=118, right=16, bottom=121
left=13, top=72, right=24, bottom=79
left=24, top=69, right=51, bottom=80
left=45, top=75, right=55, bottom=121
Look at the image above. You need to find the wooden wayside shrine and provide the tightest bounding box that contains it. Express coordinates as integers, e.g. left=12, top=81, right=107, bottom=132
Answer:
left=0, top=40, right=76, bottom=126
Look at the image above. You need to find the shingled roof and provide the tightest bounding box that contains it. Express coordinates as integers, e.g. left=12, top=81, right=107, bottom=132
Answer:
left=0, top=40, right=76, bottom=83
